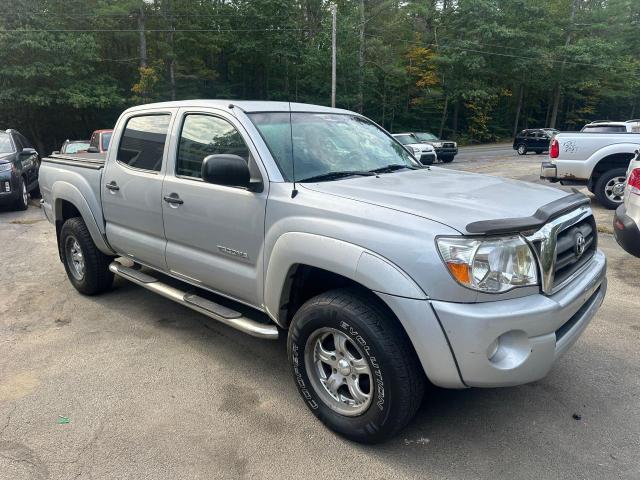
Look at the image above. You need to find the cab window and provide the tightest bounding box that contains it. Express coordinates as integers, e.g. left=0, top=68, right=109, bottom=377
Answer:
left=176, top=114, right=250, bottom=179
left=117, top=115, right=171, bottom=172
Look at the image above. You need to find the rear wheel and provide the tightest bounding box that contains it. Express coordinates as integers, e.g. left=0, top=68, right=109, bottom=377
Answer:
left=60, top=217, right=113, bottom=295
left=534, top=150, right=543, bottom=155
left=14, top=177, right=28, bottom=211
left=440, top=155, right=454, bottom=163
left=288, top=288, right=425, bottom=444
left=594, top=168, right=627, bottom=210
left=517, top=144, right=527, bottom=155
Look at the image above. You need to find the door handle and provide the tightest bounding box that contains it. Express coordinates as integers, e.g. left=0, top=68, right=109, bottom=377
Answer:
left=163, top=194, right=184, bottom=205
left=105, top=181, right=120, bottom=191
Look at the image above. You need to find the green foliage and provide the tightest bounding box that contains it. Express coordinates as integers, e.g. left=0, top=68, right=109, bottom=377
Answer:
left=0, top=0, right=638, bottom=153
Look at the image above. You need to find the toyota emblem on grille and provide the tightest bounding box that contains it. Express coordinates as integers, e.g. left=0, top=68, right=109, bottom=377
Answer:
left=574, top=231, right=586, bottom=258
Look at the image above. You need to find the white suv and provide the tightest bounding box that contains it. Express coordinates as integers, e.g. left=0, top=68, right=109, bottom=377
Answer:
left=613, top=150, right=640, bottom=257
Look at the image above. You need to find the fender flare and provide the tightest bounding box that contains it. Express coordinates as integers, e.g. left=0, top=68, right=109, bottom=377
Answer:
left=587, top=143, right=639, bottom=176
left=52, top=182, right=115, bottom=256
left=263, top=232, right=427, bottom=325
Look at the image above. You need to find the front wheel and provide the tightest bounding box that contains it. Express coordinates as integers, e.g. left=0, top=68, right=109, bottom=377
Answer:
left=594, top=168, right=627, bottom=210
left=60, top=217, right=114, bottom=295
left=517, top=144, right=527, bottom=155
left=287, top=289, right=425, bottom=444
left=14, top=177, right=28, bottom=211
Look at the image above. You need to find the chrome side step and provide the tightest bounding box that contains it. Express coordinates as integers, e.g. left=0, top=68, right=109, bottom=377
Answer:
left=109, top=262, right=278, bottom=340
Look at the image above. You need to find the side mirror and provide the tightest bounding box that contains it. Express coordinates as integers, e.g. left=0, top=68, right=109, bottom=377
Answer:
left=20, top=147, right=37, bottom=157
left=52, top=150, right=60, bottom=155
left=87, top=146, right=99, bottom=153
left=201, top=154, right=251, bottom=189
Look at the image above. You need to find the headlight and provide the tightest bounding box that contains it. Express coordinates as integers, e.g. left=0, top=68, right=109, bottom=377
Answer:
left=411, top=146, right=421, bottom=156
left=432, top=142, right=443, bottom=148
left=436, top=236, right=538, bottom=293
left=0, top=163, right=12, bottom=173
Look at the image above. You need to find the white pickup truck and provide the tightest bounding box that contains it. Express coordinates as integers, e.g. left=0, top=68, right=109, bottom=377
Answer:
left=541, top=120, right=640, bottom=209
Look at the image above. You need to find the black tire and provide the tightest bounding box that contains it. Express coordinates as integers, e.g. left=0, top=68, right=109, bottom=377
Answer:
left=594, top=168, right=628, bottom=210
left=60, top=217, right=114, bottom=295
left=440, top=156, right=454, bottom=163
left=516, top=144, right=527, bottom=155
left=30, top=181, right=41, bottom=198
left=14, top=176, right=28, bottom=211
left=534, top=150, right=543, bottom=155
left=287, top=288, right=425, bottom=444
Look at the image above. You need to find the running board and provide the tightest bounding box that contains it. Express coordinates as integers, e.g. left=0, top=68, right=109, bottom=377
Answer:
left=109, top=262, right=278, bottom=340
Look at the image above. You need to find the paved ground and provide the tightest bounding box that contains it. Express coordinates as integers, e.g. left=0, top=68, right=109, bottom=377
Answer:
left=1, top=150, right=639, bottom=480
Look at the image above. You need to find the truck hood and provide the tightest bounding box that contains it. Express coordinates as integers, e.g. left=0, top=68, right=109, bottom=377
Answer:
left=302, top=167, right=567, bottom=233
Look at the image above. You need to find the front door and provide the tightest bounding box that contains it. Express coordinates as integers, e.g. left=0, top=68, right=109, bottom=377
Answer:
left=161, top=109, right=268, bottom=307
left=102, top=111, right=174, bottom=270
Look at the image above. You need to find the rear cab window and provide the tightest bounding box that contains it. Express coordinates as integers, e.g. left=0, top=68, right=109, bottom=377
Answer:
left=117, top=115, right=171, bottom=172
left=581, top=125, right=627, bottom=133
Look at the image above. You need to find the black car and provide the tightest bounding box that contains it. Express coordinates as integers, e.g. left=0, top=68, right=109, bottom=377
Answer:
left=0, top=129, right=40, bottom=210
left=513, top=128, right=558, bottom=155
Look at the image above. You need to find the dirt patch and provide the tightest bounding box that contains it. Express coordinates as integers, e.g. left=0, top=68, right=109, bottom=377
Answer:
left=9, top=218, right=45, bottom=225
left=0, top=372, right=39, bottom=401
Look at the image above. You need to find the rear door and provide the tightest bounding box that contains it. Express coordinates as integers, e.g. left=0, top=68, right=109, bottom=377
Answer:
left=102, top=110, right=175, bottom=270
left=161, top=108, right=268, bottom=306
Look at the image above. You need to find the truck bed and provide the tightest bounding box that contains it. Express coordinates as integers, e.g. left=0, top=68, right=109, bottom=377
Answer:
left=42, top=152, right=107, bottom=169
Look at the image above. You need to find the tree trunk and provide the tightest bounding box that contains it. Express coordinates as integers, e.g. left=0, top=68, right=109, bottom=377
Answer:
left=452, top=98, right=460, bottom=136
left=138, top=5, right=147, bottom=69
left=549, top=0, right=577, bottom=128
left=512, top=83, right=524, bottom=138
left=357, top=0, right=365, bottom=113
left=438, top=94, right=449, bottom=138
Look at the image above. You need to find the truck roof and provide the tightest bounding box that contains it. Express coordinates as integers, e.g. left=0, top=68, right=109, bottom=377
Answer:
left=124, top=100, right=355, bottom=115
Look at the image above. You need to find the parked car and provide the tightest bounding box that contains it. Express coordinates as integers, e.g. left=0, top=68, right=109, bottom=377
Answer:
left=513, top=128, right=556, bottom=155
left=391, top=133, right=437, bottom=164
left=581, top=120, right=640, bottom=133
left=540, top=129, right=640, bottom=209
left=54, top=139, right=90, bottom=155
left=0, top=129, right=40, bottom=210
left=39, top=100, right=607, bottom=443
left=411, top=131, right=458, bottom=163
left=87, top=129, right=113, bottom=153
left=613, top=150, right=640, bottom=257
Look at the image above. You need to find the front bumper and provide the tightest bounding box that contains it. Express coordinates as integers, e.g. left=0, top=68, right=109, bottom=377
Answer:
left=435, top=147, right=458, bottom=157
left=430, top=249, right=606, bottom=387
left=419, top=152, right=437, bottom=164
left=614, top=204, right=640, bottom=257
left=0, top=171, right=18, bottom=204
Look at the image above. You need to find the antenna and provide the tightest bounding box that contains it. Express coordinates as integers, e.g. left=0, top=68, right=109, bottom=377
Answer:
left=289, top=101, right=298, bottom=198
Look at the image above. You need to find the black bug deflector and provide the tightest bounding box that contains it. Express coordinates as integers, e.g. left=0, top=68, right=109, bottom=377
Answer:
left=465, top=192, right=591, bottom=235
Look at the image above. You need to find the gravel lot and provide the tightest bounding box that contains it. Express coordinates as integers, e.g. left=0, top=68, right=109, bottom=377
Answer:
left=1, top=147, right=639, bottom=480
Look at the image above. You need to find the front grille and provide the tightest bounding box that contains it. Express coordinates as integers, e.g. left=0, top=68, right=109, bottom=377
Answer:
left=553, top=216, right=596, bottom=286
left=442, top=142, right=455, bottom=148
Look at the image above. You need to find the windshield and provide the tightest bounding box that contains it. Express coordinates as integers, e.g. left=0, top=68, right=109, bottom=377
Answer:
left=392, top=134, right=418, bottom=145
left=63, top=142, right=90, bottom=154
left=414, top=132, right=438, bottom=141
left=0, top=133, right=14, bottom=154
left=102, top=132, right=112, bottom=151
left=581, top=125, right=626, bottom=133
left=249, top=112, right=419, bottom=181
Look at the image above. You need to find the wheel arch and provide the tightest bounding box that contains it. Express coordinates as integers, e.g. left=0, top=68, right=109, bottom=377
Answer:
left=588, top=150, right=636, bottom=185
left=264, top=232, right=427, bottom=329
left=52, top=183, right=115, bottom=259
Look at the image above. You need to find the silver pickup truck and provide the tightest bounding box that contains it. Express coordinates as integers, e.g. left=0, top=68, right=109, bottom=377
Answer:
left=541, top=127, right=640, bottom=209
left=39, top=100, right=607, bottom=443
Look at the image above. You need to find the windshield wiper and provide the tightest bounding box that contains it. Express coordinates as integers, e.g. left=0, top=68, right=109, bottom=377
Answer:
left=368, top=164, right=419, bottom=174
left=298, top=170, right=377, bottom=183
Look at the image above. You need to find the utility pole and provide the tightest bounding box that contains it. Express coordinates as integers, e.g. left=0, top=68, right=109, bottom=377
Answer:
left=331, top=3, right=337, bottom=108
